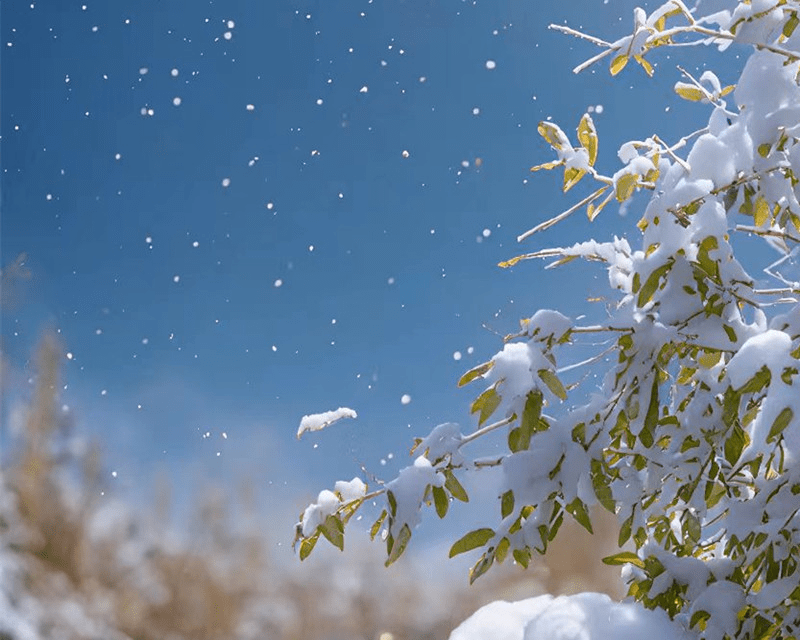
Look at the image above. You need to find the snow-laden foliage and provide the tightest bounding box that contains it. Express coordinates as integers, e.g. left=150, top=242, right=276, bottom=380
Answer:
left=296, top=2, right=800, bottom=638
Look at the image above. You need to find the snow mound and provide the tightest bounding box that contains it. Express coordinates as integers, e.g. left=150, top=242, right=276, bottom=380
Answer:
left=449, top=593, right=691, bottom=640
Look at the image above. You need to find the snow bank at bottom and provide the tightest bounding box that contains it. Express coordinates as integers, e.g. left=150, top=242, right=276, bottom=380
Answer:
left=449, top=592, right=692, bottom=640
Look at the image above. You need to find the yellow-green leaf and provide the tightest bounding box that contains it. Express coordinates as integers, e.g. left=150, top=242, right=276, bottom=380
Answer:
left=674, top=83, right=705, bottom=102
left=385, top=523, right=412, bottom=566
left=501, top=490, right=515, bottom=519
left=370, top=509, right=387, bottom=540
left=449, top=527, right=495, bottom=558
left=563, top=166, right=586, bottom=192
left=767, top=407, right=794, bottom=444
left=495, top=537, right=510, bottom=564
left=471, top=384, right=502, bottom=426
left=469, top=551, right=495, bottom=584
left=698, top=350, right=722, bottom=369
left=299, top=532, right=320, bottom=560
left=754, top=195, right=770, bottom=227
left=444, top=469, right=469, bottom=502
left=615, top=173, right=638, bottom=202
left=566, top=498, right=593, bottom=534
left=458, top=360, right=494, bottom=387
left=513, top=547, right=531, bottom=568
left=538, top=369, right=567, bottom=401
left=610, top=54, right=629, bottom=76
left=432, top=485, right=449, bottom=519
left=784, top=11, right=799, bottom=38
left=634, top=54, right=654, bottom=77
left=530, top=160, right=564, bottom=172
left=719, top=85, right=736, bottom=97
left=320, top=514, right=345, bottom=551
left=537, top=122, right=569, bottom=151
left=602, top=551, right=644, bottom=568
left=636, top=259, right=674, bottom=308
left=577, top=114, right=598, bottom=166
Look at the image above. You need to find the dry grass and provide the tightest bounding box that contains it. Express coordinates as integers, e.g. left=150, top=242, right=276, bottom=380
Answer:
left=0, top=332, right=624, bottom=640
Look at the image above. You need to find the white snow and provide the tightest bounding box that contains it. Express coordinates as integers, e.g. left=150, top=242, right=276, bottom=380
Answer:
left=449, top=593, right=692, bottom=640
left=296, top=407, right=358, bottom=439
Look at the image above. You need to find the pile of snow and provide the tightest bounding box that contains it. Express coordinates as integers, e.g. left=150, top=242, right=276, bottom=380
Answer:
left=450, top=593, right=691, bottom=640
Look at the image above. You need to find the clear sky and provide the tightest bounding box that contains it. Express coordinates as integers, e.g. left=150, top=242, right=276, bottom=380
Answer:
left=1, top=0, right=741, bottom=544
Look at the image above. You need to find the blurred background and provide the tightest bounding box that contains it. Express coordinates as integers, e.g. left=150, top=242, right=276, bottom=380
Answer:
left=2, top=0, right=738, bottom=637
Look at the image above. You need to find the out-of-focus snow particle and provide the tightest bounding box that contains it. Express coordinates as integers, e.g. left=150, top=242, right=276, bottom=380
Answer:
left=46, top=193, right=52, bottom=201
left=221, top=177, right=231, bottom=187
left=316, top=98, right=323, bottom=105
left=142, top=338, right=149, bottom=345
left=223, top=31, right=232, bottom=40
left=388, top=277, right=395, bottom=285
left=419, top=76, right=426, bottom=83
left=381, top=60, right=388, bottom=67
left=266, top=202, right=274, bottom=210
left=246, top=104, right=255, bottom=111
left=66, top=352, right=74, bottom=360
left=192, top=241, right=199, bottom=248
left=485, top=60, right=496, bottom=70
left=359, top=85, right=368, bottom=93
left=145, top=236, right=153, bottom=244
left=338, top=192, right=344, bottom=198
left=595, top=104, right=604, bottom=114
left=472, top=107, right=480, bottom=115
left=139, top=67, right=149, bottom=75
left=101, top=389, right=108, bottom=396
left=453, top=351, right=462, bottom=361
left=111, top=470, right=117, bottom=478
left=173, top=275, right=180, bottom=283
left=171, top=68, right=179, bottom=76
left=467, top=346, right=474, bottom=354
left=402, top=150, right=410, bottom=158
left=92, top=26, right=98, bottom=32
left=274, top=279, right=283, bottom=288
left=482, top=228, right=491, bottom=238
left=461, top=160, right=470, bottom=168
left=115, top=153, right=121, bottom=160
left=272, top=345, right=277, bottom=352
left=172, top=96, right=182, bottom=106
left=227, top=19, right=235, bottom=28
left=309, top=245, right=314, bottom=252
left=401, top=394, right=411, bottom=405
left=475, top=157, right=483, bottom=168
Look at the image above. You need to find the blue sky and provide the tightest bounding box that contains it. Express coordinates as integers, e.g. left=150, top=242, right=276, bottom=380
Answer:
left=1, top=0, right=742, bottom=544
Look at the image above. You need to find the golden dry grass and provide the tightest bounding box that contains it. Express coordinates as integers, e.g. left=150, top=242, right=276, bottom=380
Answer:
left=0, top=331, right=623, bottom=640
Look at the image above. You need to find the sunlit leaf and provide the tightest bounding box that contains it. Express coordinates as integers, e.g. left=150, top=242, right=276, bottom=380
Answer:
left=458, top=361, right=494, bottom=387
left=754, top=195, right=770, bottom=227
left=615, top=173, right=638, bottom=202
left=610, top=53, right=629, bottom=76
left=470, top=384, right=502, bottom=426
left=577, top=114, right=598, bottom=166
left=370, top=509, right=387, bottom=540
left=674, top=82, right=705, bottom=101
left=538, top=369, right=567, bottom=401
left=602, top=551, right=644, bottom=568
left=537, top=122, right=569, bottom=150
left=320, top=514, right=345, bottom=551
left=385, top=523, right=412, bottom=566
left=767, top=407, right=794, bottom=444
left=444, top=469, right=469, bottom=502
left=449, top=527, right=495, bottom=558
left=432, top=485, right=449, bottom=519
left=299, top=532, right=320, bottom=560
left=566, top=498, right=593, bottom=534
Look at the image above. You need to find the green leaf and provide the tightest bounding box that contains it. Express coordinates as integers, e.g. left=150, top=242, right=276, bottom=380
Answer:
left=690, top=610, right=711, bottom=630
left=566, top=498, right=593, bottom=534
left=387, top=490, right=397, bottom=517
left=640, top=375, right=659, bottom=449
left=320, top=514, right=345, bottom=551
left=471, top=384, right=502, bottom=426
left=432, top=485, right=449, bottom=519
left=784, top=11, right=799, bottom=38
left=444, top=469, right=469, bottom=502
left=758, top=143, right=772, bottom=158
left=513, top=547, right=531, bottom=568
left=299, top=532, right=320, bottom=560
left=591, top=459, right=616, bottom=513
left=619, top=511, right=633, bottom=547
left=637, top=259, right=674, bottom=307
left=610, top=53, right=628, bottom=76
left=538, top=369, right=567, bottom=401
left=458, top=361, right=494, bottom=387
left=385, top=523, right=412, bottom=566
left=577, top=114, right=598, bottom=166
left=677, top=366, right=696, bottom=385
left=449, top=528, right=495, bottom=558
left=684, top=511, right=701, bottom=543
left=370, top=509, right=387, bottom=540
left=602, top=551, right=644, bottom=569
left=725, top=423, right=747, bottom=466
left=495, top=537, right=510, bottom=564
left=469, top=552, right=495, bottom=584
left=767, top=407, right=794, bottom=444
left=501, top=490, right=515, bottom=519
left=723, top=324, right=737, bottom=343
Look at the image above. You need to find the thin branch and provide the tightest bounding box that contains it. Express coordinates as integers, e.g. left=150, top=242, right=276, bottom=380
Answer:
left=549, top=23, right=611, bottom=47
left=518, top=186, right=609, bottom=242
left=557, top=344, right=618, bottom=375
left=735, top=225, right=800, bottom=245
left=460, top=415, right=516, bottom=447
